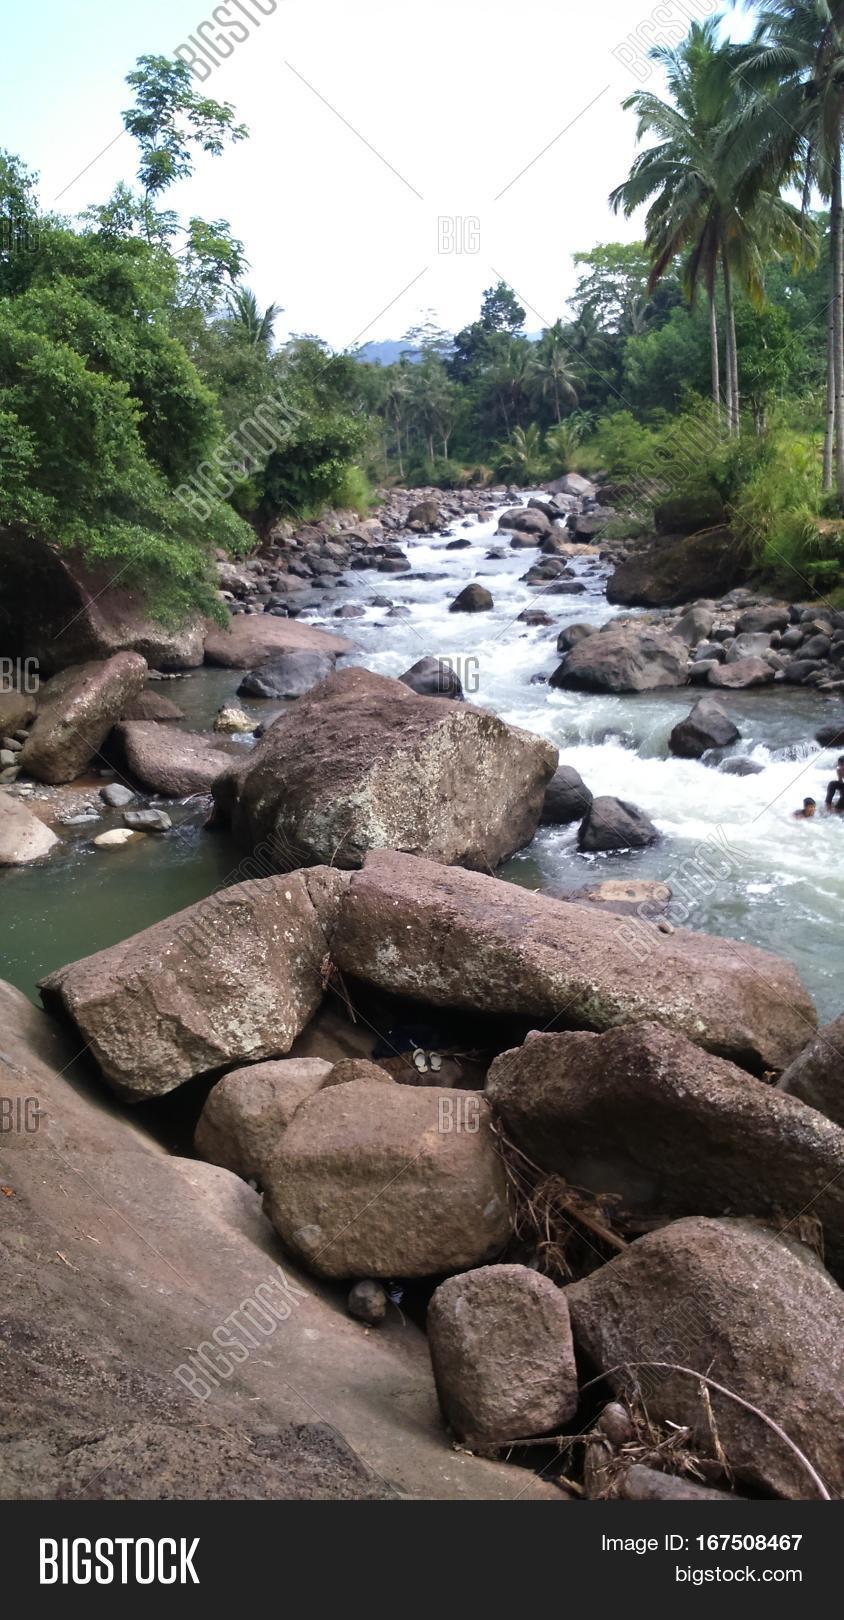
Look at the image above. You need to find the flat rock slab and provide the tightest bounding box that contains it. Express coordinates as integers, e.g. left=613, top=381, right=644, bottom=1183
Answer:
left=204, top=615, right=353, bottom=669
left=0, top=978, right=556, bottom=1501
left=39, top=868, right=348, bottom=1099
left=331, top=851, right=816, bottom=1073
left=112, top=721, right=241, bottom=796
left=567, top=1217, right=844, bottom=1500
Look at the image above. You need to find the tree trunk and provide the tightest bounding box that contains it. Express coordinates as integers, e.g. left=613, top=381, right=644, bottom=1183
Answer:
left=722, top=253, right=739, bottom=436
left=709, top=291, right=721, bottom=423
left=824, top=291, right=835, bottom=492
left=723, top=297, right=734, bottom=440
left=832, top=148, right=844, bottom=502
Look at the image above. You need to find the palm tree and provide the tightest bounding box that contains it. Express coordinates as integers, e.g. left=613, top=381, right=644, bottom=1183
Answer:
left=226, top=286, right=281, bottom=350
left=611, top=19, right=815, bottom=436
left=724, top=3, right=844, bottom=491
left=495, top=424, right=547, bottom=483
left=529, top=321, right=580, bottom=422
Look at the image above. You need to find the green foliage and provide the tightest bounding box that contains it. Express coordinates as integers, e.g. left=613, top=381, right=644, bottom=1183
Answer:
left=544, top=413, right=591, bottom=474
left=494, top=424, right=547, bottom=483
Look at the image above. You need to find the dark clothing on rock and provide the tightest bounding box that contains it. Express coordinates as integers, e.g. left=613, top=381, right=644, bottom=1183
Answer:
left=826, top=779, right=844, bottom=810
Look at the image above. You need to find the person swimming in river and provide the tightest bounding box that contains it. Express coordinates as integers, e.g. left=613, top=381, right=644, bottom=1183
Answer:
left=794, top=797, right=817, bottom=819
left=825, top=757, right=844, bottom=812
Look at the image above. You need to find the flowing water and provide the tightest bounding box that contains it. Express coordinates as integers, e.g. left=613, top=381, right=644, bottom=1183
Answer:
left=2, top=496, right=843, bottom=1021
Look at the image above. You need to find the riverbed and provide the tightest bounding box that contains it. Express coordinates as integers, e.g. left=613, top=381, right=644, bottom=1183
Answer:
left=2, top=497, right=843, bottom=1021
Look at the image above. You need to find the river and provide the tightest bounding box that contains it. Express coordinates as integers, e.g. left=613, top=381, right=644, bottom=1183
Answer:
left=2, top=496, right=843, bottom=1022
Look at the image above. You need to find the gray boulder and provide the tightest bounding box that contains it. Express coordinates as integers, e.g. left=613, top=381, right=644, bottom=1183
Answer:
left=551, top=624, right=688, bottom=693
left=237, top=651, right=336, bottom=700
left=399, top=657, right=464, bottom=700
left=669, top=698, right=740, bottom=759
left=450, top=584, right=493, bottom=613
left=778, top=1014, right=844, bottom=1128
left=541, top=765, right=593, bottom=825
left=577, top=796, right=659, bottom=852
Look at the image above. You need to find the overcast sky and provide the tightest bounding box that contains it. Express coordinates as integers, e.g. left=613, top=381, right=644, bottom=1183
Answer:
left=7, top=0, right=752, bottom=348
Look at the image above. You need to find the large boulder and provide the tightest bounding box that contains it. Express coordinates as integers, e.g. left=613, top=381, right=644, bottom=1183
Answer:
left=406, top=499, right=441, bottom=531
left=427, top=1265, right=578, bottom=1446
left=331, top=851, right=816, bottom=1073
left=19, top=652, right=148, bottom=784
left=778, top=1014, right=844, bottom=1128
left=0, top=977, right=549, bottom=1501
left=263, top=1081, right=511, bottom=1279
left=541, top=765, right=592, bottom=825
left=673, top=605, right=716, bottom=646
left=0, top=528, right=205, bottom=675
left=607, top=528, right=745, bottom=608
left=111, top=721, right=239, bottom=796
left=498, top=507, right=551, bottom=538
left=566, top=1217, right=844, bottom=1499
left=39, top=868, right=347, bottom=1100
left=551, top=624, right=688, bottom=693
left=708, top=657, right=774, bottom=690
left=195, top=1057, right=334, bottom=1182
left=669, top=698, right=740, bottom=759
left=736, top=604, right=791, bottom=635
left=204, top=614, right=352, bottom=669
left=0, top=794, right=59, bottom=864
left=577, top=796, right=659, bottom=852
left=121, top=690, right=185, bottom=723
left=237, top=651, right=336, bottom=700
left=213, top=668, right=556, bottom=872
left=486, top=1023, right=844, bottom=1271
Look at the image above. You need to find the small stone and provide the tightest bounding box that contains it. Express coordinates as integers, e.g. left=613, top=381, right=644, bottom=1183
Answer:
left=99, top=783, right=136, bottom=808
left=93, top=828, right=141, bottom=849
left=122, top=808, right=172, bottom=833
left=347, top=1280, right=388, bottom=1325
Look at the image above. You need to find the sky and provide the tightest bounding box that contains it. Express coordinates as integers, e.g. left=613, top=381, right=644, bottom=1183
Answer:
left=4, top=0, right=754, bottom=349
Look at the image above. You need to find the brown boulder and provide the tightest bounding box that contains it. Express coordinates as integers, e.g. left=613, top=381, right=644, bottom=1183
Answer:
left=427, top=1265, right=577, bottom=1446
left=263, top=1081, right=510, bottom=1279
left=204, top=614, right=352, bottom=669
left=20, top=652, right=148, bottom=783
left=708, top=657, right=774, bottom=690
left=551, top=624, right=688, bottom=693
left=332, top=851, right=814, bottom=1073
left=486, top=1023, right=844, bottom=1271
left=321, top=1058, right=395, bottom=1088
left=121, top=690, right=185, bottom=723
left=607, top=528, right=744, bottom=608
left=778, top=1014, right=844, bottom=1128
left=567, top=1218, right=844, bottom=1499
left=194, top=1057, right=333, bottom=1182
left=39, top=868, right=346, bottom=1099
left=112, top=721, right=239, bottom=796
left=213, top=667, right=557, bottom=872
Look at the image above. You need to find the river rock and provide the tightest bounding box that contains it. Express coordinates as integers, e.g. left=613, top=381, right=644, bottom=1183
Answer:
left=399, top=657, right=464, bottom=700
left=204, top=615, right=352, bottom=669
left=556, top=623, right=595, bottom=655
left=565, top=879, right=672, bottom=916
left=486, top=1022, right=844, bottom=1266
left=99, top=783, right=136, bottom=808
left=263, top=1081, right=510, bottom=1279
left=0, top=689, right=36, bottom=733
left=331, top=851, right=815, bottom=1072
left=427, top=1265, right=578, bottom=1446
left=121, top=691, right=185, bottom=723
left=778, top=1014, right=844, bottom=1128
left=194, top=1057, right=334, bottom=1182
left=708, top=656, right=774, bottom=690
left=551, top=624, right=688, bottom=693
left=407, top=499, right=441, bottom=530
left=736, top=605, right=791, bottom=635
left=674, top=605, right=716, bottom=646
left=122, top=808, right=172, bottom=833
left=93, top=828, right=140, bottom=849
left=541, top=765, right=593, bottom=825
left=450, top=584, right=493, bottom=613
left=39, top=868, right=347, bottom=1099
left=718, top=756, right=764, bottom=776
left=725, top=632, right=771, bottom=663
left=213, top=704, right=253, bottom=734
left=19, top=652, right=148, bottom=784
left=237, top=651, right=336, bottom=700
left=112, top=722, right=238, bottom=797
left=577, top=796, right=659, bottom=852
left=321, top=1058, right=395, bottom=1089
left=607, top=528, right=743, bottom=608
left=498, top=507, right=551, bottom=537
left=0, top=795, right=60, bottom=864
left=669, top=698, right=740, bottom=759
left=816, top=719, right=844, bottom=749
left=566, top=1217, right=844, bottom=1499
left=213, top=668, right=556, bottom=872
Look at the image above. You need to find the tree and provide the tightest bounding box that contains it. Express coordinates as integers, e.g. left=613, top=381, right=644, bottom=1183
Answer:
left=450, top=280, right=526, bottom=381
left=529, top=321, right=580, bottom=422
left=571, top=242, right=681, bottom=335
left=226, top=286, right=281, bottom=350
left=494, top=424, right=546, bottom=482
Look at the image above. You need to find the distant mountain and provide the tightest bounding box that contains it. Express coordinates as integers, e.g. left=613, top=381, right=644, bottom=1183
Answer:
left=353, top=332, right=543, bottom=366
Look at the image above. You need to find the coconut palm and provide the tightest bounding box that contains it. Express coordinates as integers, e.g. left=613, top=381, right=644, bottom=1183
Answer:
left=723, top=3, right=844, bottom=490
left=529, top=321, right=580, bottom=422
left=611, top=18, right=816, bottom=436
left=226, top=286, right=281, bottom=350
